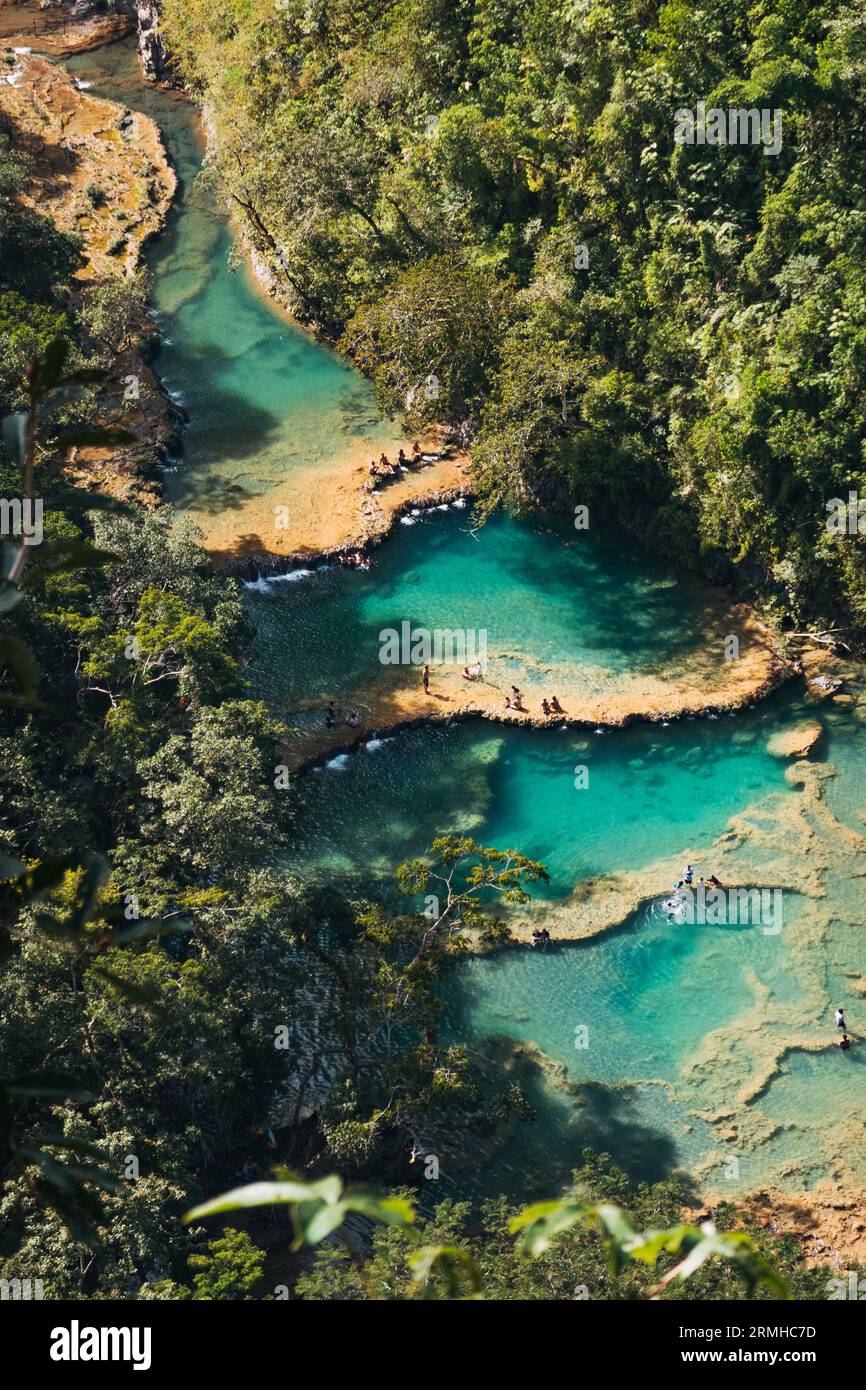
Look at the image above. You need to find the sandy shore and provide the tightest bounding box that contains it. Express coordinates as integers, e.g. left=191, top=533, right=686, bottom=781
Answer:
left=727, top=1184, right=866, bottom=1271
left=285, top=586, right=789, bottom=769
left=206, top=424, right=470, bottom=567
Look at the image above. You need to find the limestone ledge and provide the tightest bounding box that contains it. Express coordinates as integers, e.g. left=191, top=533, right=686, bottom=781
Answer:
left=0, top=45, right=179, bottom=503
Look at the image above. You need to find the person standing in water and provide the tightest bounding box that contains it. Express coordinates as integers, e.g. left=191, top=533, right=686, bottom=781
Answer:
left=835, top=1007, right=846, bottom=1030
left=422, top=664, right=430, bottom=695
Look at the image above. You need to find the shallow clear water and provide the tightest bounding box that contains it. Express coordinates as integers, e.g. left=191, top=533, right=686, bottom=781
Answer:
left=288, top=697, right=789, bottom=894
left=246, top=506, right=762, bottom=752
left=66, top=43, right=866, bottom=1208
left=66, top=42, right=396, bottom=537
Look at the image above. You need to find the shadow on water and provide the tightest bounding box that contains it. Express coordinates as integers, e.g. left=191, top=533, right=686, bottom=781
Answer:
left=473, top=516, right=727, bottom=669
left=437, top=1034, right=685, bottom=1207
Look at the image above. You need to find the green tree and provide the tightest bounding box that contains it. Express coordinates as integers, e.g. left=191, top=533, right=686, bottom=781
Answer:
left=189, top=1227, right=266, bottom=1300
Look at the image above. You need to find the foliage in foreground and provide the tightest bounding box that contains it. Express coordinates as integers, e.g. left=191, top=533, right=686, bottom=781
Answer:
left=184, top=1163, right=797, bottom=1301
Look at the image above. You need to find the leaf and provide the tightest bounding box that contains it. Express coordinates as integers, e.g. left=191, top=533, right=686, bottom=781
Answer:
left=28, top=1132, right=110, bottom=1160
left=19, top=1146, right=122, bottom=1194
left=1, top=413, right=27, bottom=467
left=182, top=1176, right=416, bottom=1249
left=41, top=376, right=108, bottom=415
left=0, top=634, right=39, bottom=700
left=296, top=1199, right=346, bottom=1247
left=88, top=965, right=169, bottom=1020
left=67, top=852, right=110, bottom=933
left=35, top=338, right=71, bottom=393
left=343, top=1190, right=416, bottom=1228
left=0, top=579, right=24, bottom=614
left=58, top=367, right=110, bottom=388
left=183, top=1180, right=316, bottom=1224
left=32, top=541, right=117, bottom=573
left=54, top=427, right=137, bottom=450
left=47, top=488, right=131, bottom=515
left=0, top=692, right=55, bottom=712
left=625, top=1223, right=696, bottom=1265
left=19, top=854, right=78, bottom=898
left=36, top=1176, right=104, bottom=1246
left=509, top=1195, right=594, bottom=1256
left=6, top=1070, right=93, bottom=1101
left=658, top=1227, right=790, bottom=1299
left=112, top=916, right=192, bottom=945
left=409, top=1245, right=482, bottom=1298
left=30, top=914, right=88, bottom=945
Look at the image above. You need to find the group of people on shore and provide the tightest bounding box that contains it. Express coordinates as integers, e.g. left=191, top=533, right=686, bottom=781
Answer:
left=504, top=687, right=564, bottom=715
left=366, top=441, right=429, bottom=488
left=419, top=669, right=567, bottom=717
left=339, top=550, right=370, bottom=570
left=664, top=864, right=723, bottom=916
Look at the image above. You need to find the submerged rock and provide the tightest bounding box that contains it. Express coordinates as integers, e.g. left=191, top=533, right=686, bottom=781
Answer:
left=766, top=721, right=823, bottom=758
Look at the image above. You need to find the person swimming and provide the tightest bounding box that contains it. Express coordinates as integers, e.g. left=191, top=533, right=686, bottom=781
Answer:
left=840, top=1033, right=851, bottom=1050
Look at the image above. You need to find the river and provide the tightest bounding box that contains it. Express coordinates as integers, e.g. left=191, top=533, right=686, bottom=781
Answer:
left=67, top=40, right=866, bottom=1211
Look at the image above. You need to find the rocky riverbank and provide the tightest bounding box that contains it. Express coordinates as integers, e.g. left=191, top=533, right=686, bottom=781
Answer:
left=0, top=41, right=178, bottom=501
left=0, top=0, right=133, bottom=53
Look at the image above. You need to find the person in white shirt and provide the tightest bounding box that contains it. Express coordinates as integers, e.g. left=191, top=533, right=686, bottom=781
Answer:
left=835, top=1008, right=845, bottom=1029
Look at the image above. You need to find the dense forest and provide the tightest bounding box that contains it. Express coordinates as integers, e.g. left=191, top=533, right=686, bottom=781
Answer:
left=0, top=119, right=838, bottom=1301
left=0, top=126, right=551, bottom=1295
left=160, top=0, right=866, bottom=631
left=2, top=0, right=865, bottom=1303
